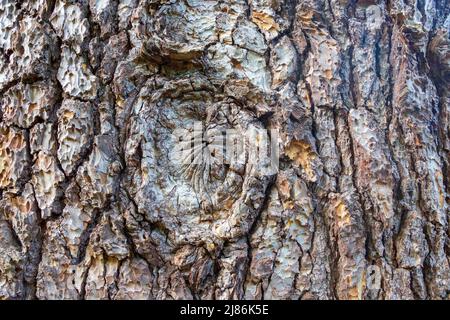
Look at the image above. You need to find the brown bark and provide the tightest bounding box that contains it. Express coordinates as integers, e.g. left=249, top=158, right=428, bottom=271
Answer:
left=0, top=0, right=449, bottom=300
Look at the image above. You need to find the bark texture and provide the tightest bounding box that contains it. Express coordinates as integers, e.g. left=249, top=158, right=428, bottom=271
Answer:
left=0, top=0, right=449, bottom=300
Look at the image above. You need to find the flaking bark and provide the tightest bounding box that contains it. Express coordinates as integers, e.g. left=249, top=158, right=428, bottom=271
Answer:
left=0, top=0, right=449, bottom=300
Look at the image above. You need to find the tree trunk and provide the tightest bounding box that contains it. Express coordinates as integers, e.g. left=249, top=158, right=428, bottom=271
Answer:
left=0, top=0, right=449, bottom=300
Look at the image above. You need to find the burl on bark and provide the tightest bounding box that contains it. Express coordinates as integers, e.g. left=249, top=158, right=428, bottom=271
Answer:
left=0, top=0, right=449, bottom=300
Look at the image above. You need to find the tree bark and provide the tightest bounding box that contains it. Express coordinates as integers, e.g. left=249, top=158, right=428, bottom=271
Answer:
left=0, top=0, right=449, bottom=300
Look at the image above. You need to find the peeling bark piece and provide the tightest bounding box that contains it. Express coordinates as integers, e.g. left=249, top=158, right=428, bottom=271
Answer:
left=0, top=183, right=41, bottom=299
left=57, top=99, right=94, bottom=176
left=270, top=36, right=297, bottom=88
left=215, top=239, right=248, bottom=299
left=84, top=253, right=121, bottom=300
left=297, top=7, right=342, bottom=107
left=1, top=183, right=40, bottom=256
left=57, top=46, right=98, bottom=99
left=30, top=123, right=57, bottom=156
left=50, top=0, right=89, bottom=51
left=245, top=170, right=314, bottom=300
left=98, top=32, right=129, bottom=83
left=23, top=0, right=55, bottom=19
left=244, top=186, right=283, bottom=300
left=32, top=152, right=65, bottom=219
left=0, top=0, right=19, bottom=53
left=76, top=134, right=121, bottom=209
left=327, top=193, right=367, bottom=300
left=123, top=202, right=165, bottom=267
left=0, top=125, right=30, bottom=191
left=395, top=212, right=429, bottom=269
left=60, top=202, right=94, bottom=259
left=0, top=215, right=23, bottom=299
left=251, top=11, right=280, bottom=40
left=142, top=0, right=218, bottom=61
left=89, top=0, right=118, bottom=38
left=0, top=15, right=59, bottom=91
left=285, top=140, right=322, bottom=183
left=207, top=43, right=271, bottom=91
left=90, top=206, right=129, bottom=260
left=117, top=0, right=138, bottom=30
left=232, top=19, right=267, bottom=55
left=114, top=257, right=153, bottom=300
left=1, top=81, right=59, bottom=128
left=36, top=218, right=87, bottom=300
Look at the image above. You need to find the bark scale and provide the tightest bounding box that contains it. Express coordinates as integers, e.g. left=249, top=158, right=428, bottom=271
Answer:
left=0, top=0, right=449, bottom=300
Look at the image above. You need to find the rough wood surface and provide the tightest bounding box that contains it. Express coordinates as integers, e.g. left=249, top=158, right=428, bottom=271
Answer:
left=0, top=0, right=449, bottom=300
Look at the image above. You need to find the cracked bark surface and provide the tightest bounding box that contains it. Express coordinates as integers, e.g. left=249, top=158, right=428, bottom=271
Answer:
left=0, top=0, right=449, bottom=300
